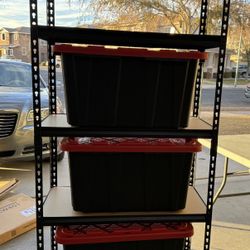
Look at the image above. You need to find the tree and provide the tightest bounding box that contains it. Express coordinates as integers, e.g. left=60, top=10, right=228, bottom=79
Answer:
left=226, top=1, right=250, bottom=70
left=69, top=0, right=202, bottom=34
left=69, top=0, right=250, bottom=69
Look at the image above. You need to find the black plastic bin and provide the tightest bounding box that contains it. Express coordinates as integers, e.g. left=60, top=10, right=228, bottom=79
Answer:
left=55, top=222, right=193, bottom=250
left=54, top=45, right=207, bottom=129
left=60, top=137, right=202, bottom=212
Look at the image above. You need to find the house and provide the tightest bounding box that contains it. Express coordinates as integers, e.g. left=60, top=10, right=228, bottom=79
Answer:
left=203, top=48, right=234, bottom=78
left=0, top=27, right=47, bottom=63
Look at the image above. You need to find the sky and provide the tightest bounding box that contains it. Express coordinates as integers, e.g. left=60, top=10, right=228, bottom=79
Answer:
left=0, top=0, right=92, bottom=28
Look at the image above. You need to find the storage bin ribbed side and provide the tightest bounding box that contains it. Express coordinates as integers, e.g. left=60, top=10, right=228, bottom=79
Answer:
left=68, top=152, right=194, bottom=212
left=61, top=137, right=202, bottom=212
left=56, top=45, right=207, bottom=129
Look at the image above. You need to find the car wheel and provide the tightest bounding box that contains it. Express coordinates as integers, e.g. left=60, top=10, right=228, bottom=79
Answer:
left=241, top=72, right=247, bottom=78
left=245, top=92, right=250, bottom=98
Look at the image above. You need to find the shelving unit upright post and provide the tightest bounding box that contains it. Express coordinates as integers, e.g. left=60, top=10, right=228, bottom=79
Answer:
left=45, top=1, right=59, bottom=249
left=203, top=1, right=231, bottom=248
left=30, top=1, right=44, bottom=249
left=29, top=1, right=231, bottom=250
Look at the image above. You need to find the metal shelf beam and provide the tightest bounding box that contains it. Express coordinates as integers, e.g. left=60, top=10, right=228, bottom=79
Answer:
left=41, top=115, right=213, bottom=138
left=35, top=25, right=223, bottom=50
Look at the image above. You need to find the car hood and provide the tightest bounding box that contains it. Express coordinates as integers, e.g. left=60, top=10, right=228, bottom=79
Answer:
left=0, top=87, right=49, bottom=111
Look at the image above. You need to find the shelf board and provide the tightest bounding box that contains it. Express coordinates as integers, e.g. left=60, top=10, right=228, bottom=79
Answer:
left=42, top=186, right=206, bottom=225
left=41, top=114, right=213, bottom=138
left=35, top=26, right=222, bottom=50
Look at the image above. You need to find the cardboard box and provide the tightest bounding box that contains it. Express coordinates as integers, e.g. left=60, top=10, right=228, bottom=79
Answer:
left=0, top=193, right=36, bottom=245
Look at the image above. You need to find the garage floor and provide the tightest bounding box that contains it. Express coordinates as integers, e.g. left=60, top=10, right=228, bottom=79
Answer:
left=0, top=148, right=250, bottom=250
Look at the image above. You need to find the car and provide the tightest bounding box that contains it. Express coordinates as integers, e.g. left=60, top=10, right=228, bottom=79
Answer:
left=232, top=65, right=250, bottom=78
left=241, top=71, right=250, bottom=78
left=245, top=84, right=250, bottom=98
left=0, top=59, right=64, bottom=162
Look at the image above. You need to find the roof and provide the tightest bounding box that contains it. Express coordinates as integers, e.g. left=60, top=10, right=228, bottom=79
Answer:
left=1, top=27, right=30, bottom=34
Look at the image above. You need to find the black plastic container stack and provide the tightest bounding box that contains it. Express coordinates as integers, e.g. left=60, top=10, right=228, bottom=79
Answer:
left=55, top=222, right=194, bottom=250
left=60, top=137, right=202, bottom=212
left=54, top=44, right=207, bottom=129
left=56, top=43, right=206, bottom=249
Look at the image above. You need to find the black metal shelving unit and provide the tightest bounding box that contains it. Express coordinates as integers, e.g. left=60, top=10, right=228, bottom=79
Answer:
left=30, top=0, right=231, bottom=249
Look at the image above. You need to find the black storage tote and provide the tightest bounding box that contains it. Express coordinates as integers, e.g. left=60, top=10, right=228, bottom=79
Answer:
left=60, top=137, right=202, bottom=212
left=55, top=222, right=194, bottom=250
left=54, top=44, right=207, bottom=129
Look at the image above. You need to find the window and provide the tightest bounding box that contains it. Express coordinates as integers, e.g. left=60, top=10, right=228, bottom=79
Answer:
left=0, top=61, right=46, bottom=88
left=21, top=47, right=27, bottom=56
left=0, top=62, right=32, bottom=87
left=14, top=33, right=18, bottom=40
left=1, top=33, right=6, bottom=40
left=7, top=49, right=13, bottom=56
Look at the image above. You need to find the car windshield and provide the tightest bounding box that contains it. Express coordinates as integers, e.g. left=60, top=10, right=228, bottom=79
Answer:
left=0, top=62, right=46, bottom=88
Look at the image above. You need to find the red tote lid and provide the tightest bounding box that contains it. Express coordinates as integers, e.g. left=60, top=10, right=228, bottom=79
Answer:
left=60, top=137, right=202, bottom=153
left=55, top=222, right=193, bottom=245
left=53, top=44, right=208, bottom=60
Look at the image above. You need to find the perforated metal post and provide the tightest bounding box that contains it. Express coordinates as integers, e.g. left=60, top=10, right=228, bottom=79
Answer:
left=187, top=1, right=209, bottom=248
left=46, top=1, right=58, bottom=249
left=192, top=0, right=208, bottom=117
left=47, top=0, right=57, bottom=190
left=189, top=154, right=197, bottom=186
left=204, top=1, right=231, bottom=249
left=189, top=0, right=209, bottom=194
left=30, top=1, right=44, bottom=249
left=184, top=237, right=191, bottom=250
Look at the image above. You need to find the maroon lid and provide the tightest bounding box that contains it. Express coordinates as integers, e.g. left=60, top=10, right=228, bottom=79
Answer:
left=53, top=44, right=208, bottom=60
left=60, top=137, right=202, bottom=153
left=55, top=222, right=193, bottom=245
